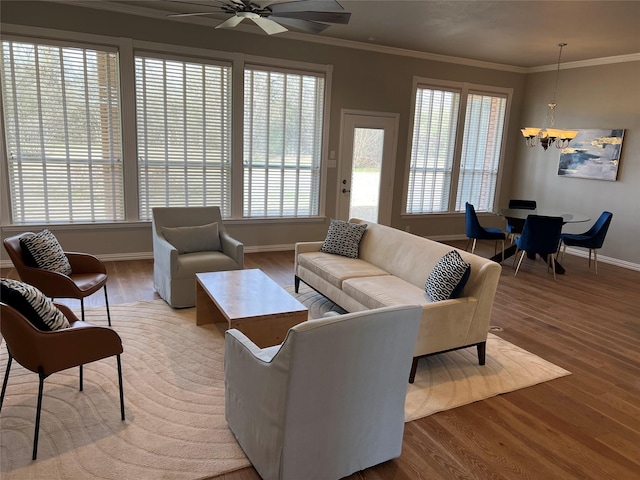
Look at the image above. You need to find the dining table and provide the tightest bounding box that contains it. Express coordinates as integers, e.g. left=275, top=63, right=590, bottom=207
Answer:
left=491, top=207, right=591, bottom=274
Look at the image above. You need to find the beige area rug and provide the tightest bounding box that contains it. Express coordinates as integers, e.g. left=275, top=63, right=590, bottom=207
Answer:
left=0, top=301, right=251, bottom=480
left=1, top=288, right=570, bottom=479
left=285, top=285, right=571, bottom=422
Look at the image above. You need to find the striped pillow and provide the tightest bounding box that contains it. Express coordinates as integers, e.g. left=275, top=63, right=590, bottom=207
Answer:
left=0, top=278, right=70, bottom=330
left=20, top=229, right=72, bottom=276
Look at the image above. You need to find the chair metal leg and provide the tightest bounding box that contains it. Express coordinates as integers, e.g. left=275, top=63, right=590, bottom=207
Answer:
left=81, top=298, right=85, bottom=322
left=593, top=249, right=598, bottom=274
left=104, top=285, right=112, bottom=326
left=501, top=239, right=505, bottom=263
left=33, top=371, right=45, bottom=460
left=471, top=239, right=477, bottom=254
left=117, top=355, right=125, bottom=421
left=550, top=253, right=557, bottom=280
left=514, top=251, right=526, bottom=276
left=561, top=243, right=567, bottom=262
left=512, top=247, right=519, bottom=268
left=0, top=351, right=13, bottom=411
left=79, top=364, right=83, bottom=391
left=588, top=249, right=593, bottom=269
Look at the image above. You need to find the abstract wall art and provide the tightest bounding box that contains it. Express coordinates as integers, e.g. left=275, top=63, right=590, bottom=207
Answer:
left=557, top=129, right=625, bottom=181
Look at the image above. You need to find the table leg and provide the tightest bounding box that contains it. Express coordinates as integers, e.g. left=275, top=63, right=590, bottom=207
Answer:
left=196, top=280, right=227, bottom=326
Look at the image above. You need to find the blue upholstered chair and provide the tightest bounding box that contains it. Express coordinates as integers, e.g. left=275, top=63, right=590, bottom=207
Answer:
left=505, top=199, right=537, bottom=243
left=465, top=202, right=506, bottom=262
left=513, top=215, right=564, bottom=279
left=560, top=211, right=613, bottom=274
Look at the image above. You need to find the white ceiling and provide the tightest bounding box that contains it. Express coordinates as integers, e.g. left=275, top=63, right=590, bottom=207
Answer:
left=53, top=0, right=640, bottom=69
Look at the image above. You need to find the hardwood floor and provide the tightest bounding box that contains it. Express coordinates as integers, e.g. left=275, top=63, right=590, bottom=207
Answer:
left=2, top=243, right=639, bottom=480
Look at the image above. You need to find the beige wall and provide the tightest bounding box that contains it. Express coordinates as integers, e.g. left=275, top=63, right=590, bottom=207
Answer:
left=1, top=1, right=637, bottom=268
left=513, top=61, right=640, bottom=266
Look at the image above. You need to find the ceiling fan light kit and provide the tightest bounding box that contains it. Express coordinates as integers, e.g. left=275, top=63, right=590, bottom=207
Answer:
left=521, top=42, right=578, bottom=151
left=168, top=0, right=351, bottom=35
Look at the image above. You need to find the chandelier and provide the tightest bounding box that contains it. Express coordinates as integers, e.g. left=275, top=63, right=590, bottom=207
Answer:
left=521, top=43, right=578, bottom=150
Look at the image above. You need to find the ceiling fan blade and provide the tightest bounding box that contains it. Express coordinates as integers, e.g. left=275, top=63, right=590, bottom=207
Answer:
left=270, top=16, right=330, bottom=34
left=168, top=11, right=224, bottom=17
left=251, top=16, right=289, bottom=35
left=270, top=0, right=345, bottom=14
left=215, top=16, right=246, bottom=29
left=271, top=10, right=350, bottom=24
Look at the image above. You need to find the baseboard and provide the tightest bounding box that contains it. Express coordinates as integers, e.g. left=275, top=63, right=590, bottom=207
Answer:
left=3, top=242, right=638, bottom=272
left=562, top=247, right=640, bottom=272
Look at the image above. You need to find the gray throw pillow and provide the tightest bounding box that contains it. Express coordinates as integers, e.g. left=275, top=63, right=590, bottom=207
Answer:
left=161, top=222, right=221, bottom=254
left=425, top=250, right=471, bottom=302
left=19, top=229, right=72, bottom=276
left=320, top=219, right=368, bottom=259
left=0, top=278, right=70, bottom=331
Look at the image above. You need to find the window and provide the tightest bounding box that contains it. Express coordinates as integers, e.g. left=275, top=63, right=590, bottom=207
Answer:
left=243, top=67, right=324, bottom=218
left=135, top=54, right=232, bottom=220
left=1, top=39, right=123, bottom=223
left=405, top=80, right=509, bottom=214
left=406, top=87, right=460, bottom=214
left=455, top=93, right=506, bottom=211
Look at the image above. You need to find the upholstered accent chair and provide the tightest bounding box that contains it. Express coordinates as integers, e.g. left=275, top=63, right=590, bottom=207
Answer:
left=465, top=202, right=506, bottom=261
left=0, top=302, right=124, bottom=460
left=151, top=206, right=243, bottom=308
left=225, top=305, right=422, bottom=480
left=3, top=233, right=112, bottom=325
left=560, top=211, right=613, bottom=274
left=514, top=215, right=564, bottom=279
left=505, top=199, right=537, bottom=243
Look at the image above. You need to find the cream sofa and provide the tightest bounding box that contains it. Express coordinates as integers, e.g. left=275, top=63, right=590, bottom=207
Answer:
left=294, top=219, right=502, bottom=382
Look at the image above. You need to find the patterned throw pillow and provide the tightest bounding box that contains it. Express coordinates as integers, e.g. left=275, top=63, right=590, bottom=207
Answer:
left=425, top=250, right=471, bottom=302
left=0, top=278, right=70, bottom=330
left=19, top=229, right=72, bottom=276
left=320, top=219, right=368, bottom=258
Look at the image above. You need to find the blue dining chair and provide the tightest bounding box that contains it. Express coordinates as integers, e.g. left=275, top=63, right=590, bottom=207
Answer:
left=465, top=202, right=506, bottom=262
left=560, top=211, right=613, bottom=274
left=514, top=215, right=564, bottom=279
left=505, top=199, right=537, bottom=243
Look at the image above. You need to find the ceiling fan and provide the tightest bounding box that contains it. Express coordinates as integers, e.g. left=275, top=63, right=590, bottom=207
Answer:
left=166, top=0, right=351, bottom=35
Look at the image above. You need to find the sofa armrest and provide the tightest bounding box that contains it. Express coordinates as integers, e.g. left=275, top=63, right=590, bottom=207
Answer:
left=295, top=241, right=323, bottom=255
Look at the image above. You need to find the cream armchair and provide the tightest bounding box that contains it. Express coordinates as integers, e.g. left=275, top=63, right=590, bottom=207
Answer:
left=224, top=305, right=422, bottom=480
left=151, top=206, right=243, bottom=308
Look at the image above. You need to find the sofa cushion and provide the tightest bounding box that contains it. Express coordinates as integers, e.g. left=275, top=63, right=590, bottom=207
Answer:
left=342, top=276, right=429, bottom=310
left=298, top=252, right=389, bottom=289
left=425, top=250, right=471, bottom=302
left=320, top=219, right=367, bottom=258
left=161, top=222, right=221, bottom=254
left=0, top=278, right=70, bottom=331
left=19, top=229, right=72, bottom=276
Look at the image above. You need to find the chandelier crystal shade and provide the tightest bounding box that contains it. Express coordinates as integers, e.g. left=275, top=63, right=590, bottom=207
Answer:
left=521, top=43, right=578, bottom=150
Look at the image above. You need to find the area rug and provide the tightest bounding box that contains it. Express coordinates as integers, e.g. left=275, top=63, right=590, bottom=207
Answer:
left=285, top=285, right=571, bottom=422
left=1, top=290, right=570, bottom=479
left=0, top=301, right=250, bottom=480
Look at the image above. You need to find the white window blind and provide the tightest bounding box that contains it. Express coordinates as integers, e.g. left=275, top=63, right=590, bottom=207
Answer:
left=135, top=55, right=232, bottom=220
left=1, top=40, right=123, bottom=223
left=455, top=93, right=507, bottom=211
left=406, top=87, right=460, bottom=214
left=243, top=67, right=324, bottom=218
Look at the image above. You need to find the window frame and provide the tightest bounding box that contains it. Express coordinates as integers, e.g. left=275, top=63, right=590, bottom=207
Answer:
left=0, top=35, right=125, bottom=224
left=134, top=50, right=233, bottom=220
left=403, top=77, right=512, bottom=216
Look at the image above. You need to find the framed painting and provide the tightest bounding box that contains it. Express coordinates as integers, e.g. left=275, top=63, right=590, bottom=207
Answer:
left=557, top=129, right=625, bottom=181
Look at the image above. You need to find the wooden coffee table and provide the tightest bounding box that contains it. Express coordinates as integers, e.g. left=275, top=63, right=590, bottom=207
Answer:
left=195, top=269, right=308, bottom=348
